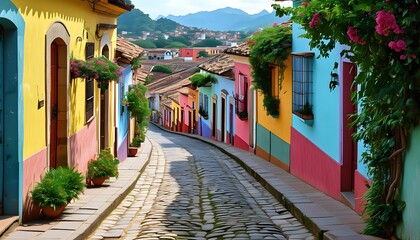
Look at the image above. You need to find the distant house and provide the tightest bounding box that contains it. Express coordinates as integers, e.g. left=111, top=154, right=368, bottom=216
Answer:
left=225, top=44, right=255, bottom=152
left=197, top=54, right=235, bottom=143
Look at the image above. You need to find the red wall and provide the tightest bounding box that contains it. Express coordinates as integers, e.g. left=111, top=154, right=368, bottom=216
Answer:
left=290, top=128, right=341, bottom=200
left=354, top=171, right=369, bottom=214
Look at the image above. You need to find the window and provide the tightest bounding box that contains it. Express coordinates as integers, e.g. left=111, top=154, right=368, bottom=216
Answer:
left=271, top=66, right=279, bottom=97
left=86, top=77, right=94, bottom=122
left=235, top=73, right=248, bottom=120
left=85, top=42, right=94, bottom=60
left=199, top=93, right=209, bottom=119
left=292, top=52, right=314, bottom=121
left=237, top=74, right=248, bottom=111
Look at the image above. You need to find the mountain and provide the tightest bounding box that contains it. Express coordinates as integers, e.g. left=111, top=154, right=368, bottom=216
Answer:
left=229, top=11, right=290, bottom=32
left=118, top=9, right=180, bottom=35
left=165, top=7, right=285, bottom=31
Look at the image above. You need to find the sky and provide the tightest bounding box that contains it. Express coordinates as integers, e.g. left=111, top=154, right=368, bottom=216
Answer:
left=131, top=0, right=292, bottom=19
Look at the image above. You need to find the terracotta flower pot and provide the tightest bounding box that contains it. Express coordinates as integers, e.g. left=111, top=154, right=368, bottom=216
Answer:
left=92, top=177, right=108, bottom=186
left=42, top=204, right=66, bottom=219
left=128, top=147, right=138, bottom=157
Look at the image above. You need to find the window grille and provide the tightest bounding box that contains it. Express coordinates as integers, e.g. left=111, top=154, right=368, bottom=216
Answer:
left=292, top=52, right=314, bottom=118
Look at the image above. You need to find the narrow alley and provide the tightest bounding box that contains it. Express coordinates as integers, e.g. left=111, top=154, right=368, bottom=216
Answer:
left=89, top=125, right=314, bottom=239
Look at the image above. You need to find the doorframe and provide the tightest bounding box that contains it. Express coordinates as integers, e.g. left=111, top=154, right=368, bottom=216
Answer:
left=340, top=62, right=358, bottom=192
left=45, top=22, right=70, bottom=169
left=0, top=15, right=25, bottom=218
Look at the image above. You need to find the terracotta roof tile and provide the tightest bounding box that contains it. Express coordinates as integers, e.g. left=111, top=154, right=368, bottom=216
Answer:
left=116, top=38, right=144, bottom=62
left=198, top=54, right=234, bottom=77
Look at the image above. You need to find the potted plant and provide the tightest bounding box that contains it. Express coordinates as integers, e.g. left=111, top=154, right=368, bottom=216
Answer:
left=87, top=149, right=119, bottom=186
left=31, top=175, right=68, bottom=218
left=128, top=137, right=141, bottom=157
left=123, top=83, right=150, bottom=157
left=294, top=102, right=314, bottom=125
left=44, top=167, right=85, bottom=203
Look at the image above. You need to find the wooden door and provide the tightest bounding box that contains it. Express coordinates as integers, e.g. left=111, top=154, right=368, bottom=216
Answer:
left=50, top=42, right=58, bottom=169
left=342, top=62, right=358, bottom=191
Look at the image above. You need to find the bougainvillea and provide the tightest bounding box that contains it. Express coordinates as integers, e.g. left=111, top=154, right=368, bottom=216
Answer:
left=248, top=22, right=292, bottom=117
left=274, top=0, right=419, bottom=238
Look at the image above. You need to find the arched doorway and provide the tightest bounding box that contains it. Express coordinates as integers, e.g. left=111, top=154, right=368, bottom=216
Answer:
left=46, top=22, right=70, bottom=169
left=100, top=44, right=110, bottom=150
left=49, top=38, right=68, bottom=168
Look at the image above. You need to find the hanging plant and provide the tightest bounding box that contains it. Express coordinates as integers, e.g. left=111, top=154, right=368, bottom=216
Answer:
left=70, top=56, right=124, bottom=92
left=248, top=23, right=292, bottom=116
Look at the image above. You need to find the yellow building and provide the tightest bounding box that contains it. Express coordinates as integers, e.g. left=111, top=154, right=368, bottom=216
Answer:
left=0, top=0, right=133, bottom=222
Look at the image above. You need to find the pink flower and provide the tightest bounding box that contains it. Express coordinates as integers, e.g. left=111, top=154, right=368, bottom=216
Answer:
left=273, top=22, right=278, bottom=27
left=410, top=54, right=417, bottom=60
left=388, top=39, right=406, bottom=52
left=375, top=10, right=403, bottom=36
left=347, top=26, right=366, bottom=45
left=302, top=2, right=309, bottom=7
left=400, top=55, right=406, bottom=60
left=309, top=12, right=320, bottom=29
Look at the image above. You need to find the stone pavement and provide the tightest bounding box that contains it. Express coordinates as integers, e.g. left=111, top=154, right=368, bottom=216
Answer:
left=151, top=124, right=383, bottom=240
left=90, top=127, right=313, bottom=239
left=2, top=123, right=383, bottom=240
left=2, top=139, right=153, bottom=240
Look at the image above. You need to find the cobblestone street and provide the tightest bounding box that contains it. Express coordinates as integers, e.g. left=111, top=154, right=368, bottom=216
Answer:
left=90, top=125, right=314, bottom=240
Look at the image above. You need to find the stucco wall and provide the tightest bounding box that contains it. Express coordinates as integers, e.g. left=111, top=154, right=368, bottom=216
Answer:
left=398, top=127, right=420, bottom=239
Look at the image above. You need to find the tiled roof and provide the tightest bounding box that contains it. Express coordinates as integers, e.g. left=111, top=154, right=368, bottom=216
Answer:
left=224, top=43, right=250, bottom=56
left=155, top=78, right=191, bottom=94
left=116, top=38, right=144, bottom=62
left=147, top=67, right=197, bottom=93
left=198, top=54, right=234, bottom=77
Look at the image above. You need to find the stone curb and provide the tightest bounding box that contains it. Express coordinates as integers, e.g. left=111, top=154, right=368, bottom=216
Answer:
left=70, top=137, right=154, bottom=240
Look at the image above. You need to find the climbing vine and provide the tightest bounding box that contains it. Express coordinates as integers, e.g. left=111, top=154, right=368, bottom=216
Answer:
left=248, top=23, right=292, bottom=116
left=274, top=1, right=420, bottom=237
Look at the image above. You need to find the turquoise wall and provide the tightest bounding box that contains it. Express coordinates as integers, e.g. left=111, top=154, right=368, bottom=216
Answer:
left=292, top=23, right=341, bottom=162
left=256, top=123, right=290, bottom=165
left=398, top=127, right=420, bottom=239
left=117, top=64, right=131, bottom=147
left=0, top=0, right=25, bottom=217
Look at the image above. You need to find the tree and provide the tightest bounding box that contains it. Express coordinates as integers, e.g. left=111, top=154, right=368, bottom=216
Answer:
left=275, top=1, right=419, bottom=238
left=197, top=51, right=209, bottom=58
left=132, top=40, right=156, bottom=49
left=193, top=38, right=223, bottom=47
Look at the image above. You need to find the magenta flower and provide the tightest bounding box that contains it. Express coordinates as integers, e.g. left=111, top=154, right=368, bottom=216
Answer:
left=388, top=39, right=406, bottom=52
left=347, top=26, right=366, bottom=45
left=309, top=12, right=320, bottom=29
left=273, top=22, right=278, bottom=27
left=375, top=10, right=403, bottom=36
left=400, top=55, right=406, bottom=60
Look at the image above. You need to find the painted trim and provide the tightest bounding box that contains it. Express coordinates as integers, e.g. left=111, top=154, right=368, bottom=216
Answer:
left=45, top=22, right=70, bottom=168
left=0, top=2, right=25, bottom=219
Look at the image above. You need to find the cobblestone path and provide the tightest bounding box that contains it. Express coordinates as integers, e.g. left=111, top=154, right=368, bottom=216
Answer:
left=90, top=125, right=314, bottom=240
